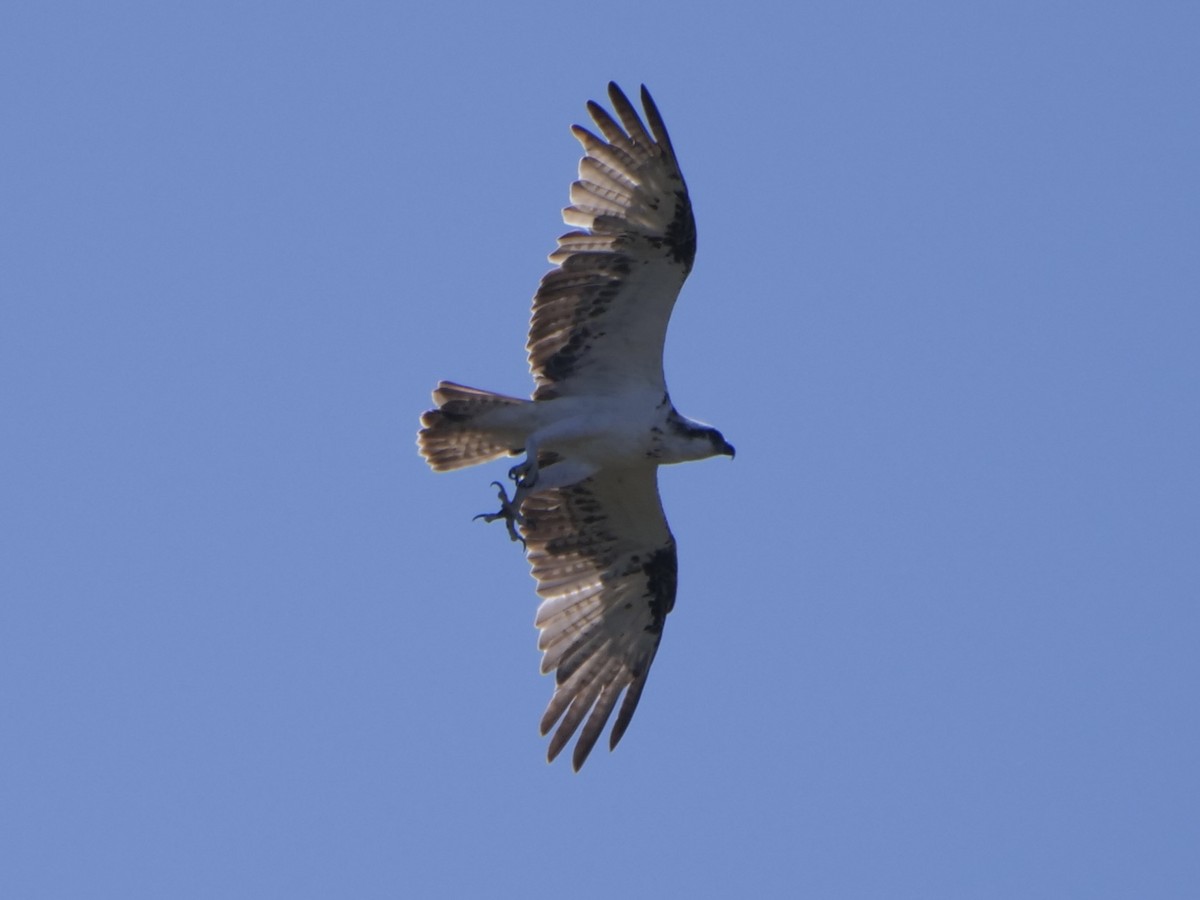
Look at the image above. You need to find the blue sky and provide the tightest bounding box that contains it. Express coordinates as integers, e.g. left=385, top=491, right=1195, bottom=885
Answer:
left=3, top=2, right=1198, bottom=897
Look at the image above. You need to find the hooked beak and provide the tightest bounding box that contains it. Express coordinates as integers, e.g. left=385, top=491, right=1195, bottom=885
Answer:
left=722, top=440, right=736, bottom=459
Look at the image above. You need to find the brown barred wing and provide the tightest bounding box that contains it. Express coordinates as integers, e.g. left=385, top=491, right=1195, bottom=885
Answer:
left=527, top=83, right=696, bottom=400
left=519, top=466, right=678, bottom=769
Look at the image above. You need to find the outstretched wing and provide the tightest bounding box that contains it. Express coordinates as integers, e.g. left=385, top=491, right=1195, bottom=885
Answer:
left=527, top=83, right=696, bottom=400
left=519, top=467, right=678, bottom=770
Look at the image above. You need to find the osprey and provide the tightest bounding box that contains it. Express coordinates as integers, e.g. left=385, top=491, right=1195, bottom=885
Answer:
left=417, top=83, right=734, bottom=770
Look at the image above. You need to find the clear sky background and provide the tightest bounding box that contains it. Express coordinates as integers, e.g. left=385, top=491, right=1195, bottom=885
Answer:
left=3, top=3, right=1198, bottom=898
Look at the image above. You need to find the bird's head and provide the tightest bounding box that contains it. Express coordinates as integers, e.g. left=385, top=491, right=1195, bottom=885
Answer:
left=709, top=429, right=735, bottom=460
left=664, top=412, right=735, bottom=463
left=690, top=426, right=734, bottom=461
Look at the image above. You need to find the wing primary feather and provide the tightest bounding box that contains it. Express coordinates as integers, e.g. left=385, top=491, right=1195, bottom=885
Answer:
left=545, top=676, right=603, bottom=763
left=570, top=125, right=641, bottom=174
left=540, top=687, right=574, bottom=737
left=609, top=665, right=653, bottom=750
left=585, top=100, right=633, bottom=149
left=579, top=156, right=637, bottom=194
left=572, top=177, right=631, bottom=210
left=546, top=231, right=621, bottom=264
left=606, top=82, right=653, bottom=148
left=639, top=85, right=679, bottom=163
left=572, top=679, right=623, bottom=770
left=569, top=180, right=628, bottom=215
left=554, top=633, right=613, bottom=685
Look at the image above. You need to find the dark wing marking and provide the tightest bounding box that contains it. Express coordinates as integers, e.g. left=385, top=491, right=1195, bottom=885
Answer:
left=527, top=83, right=696, bottom=400
left=519, top=467, right=677, bottom=770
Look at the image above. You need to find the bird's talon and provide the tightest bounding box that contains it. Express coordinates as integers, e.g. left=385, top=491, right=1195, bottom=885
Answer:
left=473, top=480, right=527, bottom=546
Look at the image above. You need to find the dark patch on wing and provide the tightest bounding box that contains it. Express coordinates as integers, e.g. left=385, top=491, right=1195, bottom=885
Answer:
left=642, top=545, right=678, bottom=634
left=539, top=325, right=592, bottom=383
left=527, top=253, right=629, bottom=397
left=666, top=190, right=697, bottom=272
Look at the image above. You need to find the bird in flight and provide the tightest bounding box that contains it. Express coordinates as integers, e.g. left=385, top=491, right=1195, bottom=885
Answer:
left=418, top=83, right=733, bottom=770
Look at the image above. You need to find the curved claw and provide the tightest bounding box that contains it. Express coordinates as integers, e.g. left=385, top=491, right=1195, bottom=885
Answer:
left=473, top=481, right=526, bottom=547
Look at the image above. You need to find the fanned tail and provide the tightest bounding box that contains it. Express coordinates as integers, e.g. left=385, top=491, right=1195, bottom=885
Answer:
left=417, top=381, right=527, bottom=472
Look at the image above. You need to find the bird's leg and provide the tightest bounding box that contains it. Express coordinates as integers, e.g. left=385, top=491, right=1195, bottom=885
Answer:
left=473, top=481, right=528, bottom=547
left=475, top=442, right=544, bottom=546
left=474, top=435, right=558, bottom=544
left=508, top=450, right=539, bottom=490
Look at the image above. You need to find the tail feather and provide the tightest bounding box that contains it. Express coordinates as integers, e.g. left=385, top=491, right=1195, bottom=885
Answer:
left=418, top=381, right=527, bottom=472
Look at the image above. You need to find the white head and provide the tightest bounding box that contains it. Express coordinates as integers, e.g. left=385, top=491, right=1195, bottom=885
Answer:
left=660, top=411, right=735, bottom=464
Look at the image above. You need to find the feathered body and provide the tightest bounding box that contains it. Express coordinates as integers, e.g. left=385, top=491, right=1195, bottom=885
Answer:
left=418, top=84, right=732, bottom=770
